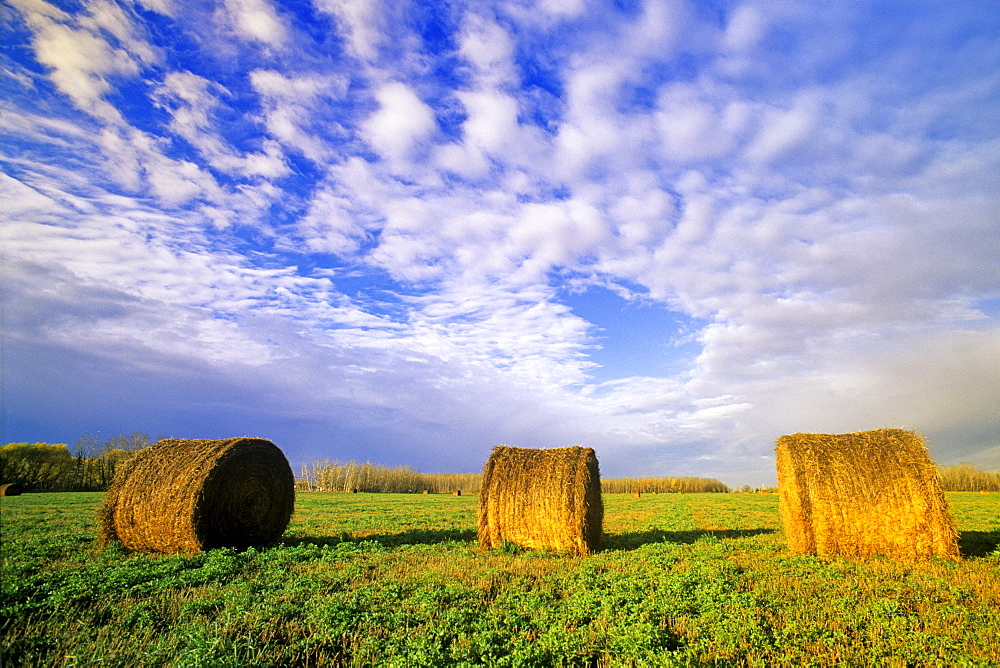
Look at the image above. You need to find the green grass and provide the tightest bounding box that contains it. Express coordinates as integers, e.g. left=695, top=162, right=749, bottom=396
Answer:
left=2, top=491, right=999, bottom=666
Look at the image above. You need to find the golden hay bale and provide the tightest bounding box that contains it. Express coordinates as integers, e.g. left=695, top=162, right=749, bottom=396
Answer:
left=775, top=429, right=959, bottom=560
left=453, top=489, right=462, bottom=496
left=478, top=445, right=603, bottom=555
left=98, top=437, right=294, bottom=554
left=1, top=483, right=24, bottom=496
left=631, top=490, right=641, bottom=499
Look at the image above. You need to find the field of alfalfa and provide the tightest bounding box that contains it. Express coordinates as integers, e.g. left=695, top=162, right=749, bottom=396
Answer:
left=2, top=491, right=999, bottom=666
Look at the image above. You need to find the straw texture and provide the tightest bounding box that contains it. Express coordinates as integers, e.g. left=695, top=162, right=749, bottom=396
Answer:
left=478, top=446, right=603, bottom=555
left=98, top=437, right=295, bottom=554
left=776, top=429, right=959, bottom=559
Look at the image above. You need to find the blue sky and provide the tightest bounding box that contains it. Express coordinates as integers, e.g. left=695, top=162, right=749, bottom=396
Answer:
left=2, top=0, right=998, bottom=486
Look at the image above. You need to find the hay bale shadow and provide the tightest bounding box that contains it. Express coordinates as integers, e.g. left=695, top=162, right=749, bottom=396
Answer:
left=958, top=531, right=1000, bottom=559
left=283, top=528, right=477, bottom=549
left=605, top=528, right=777, bottom=552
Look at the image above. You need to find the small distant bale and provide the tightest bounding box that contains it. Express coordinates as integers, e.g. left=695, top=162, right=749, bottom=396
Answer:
left=453, top=489, right=462, bottom=496
left=422, top=489, right=431, bottom=494
left=775, top=429, right=959, bottom=560
left=1, top=483, right=24, bottom=496
left=631, top=490, right=641, bottom=499
left=478, top=446, right=603, bottom=555
left=98, top=438, right=295, bottom=554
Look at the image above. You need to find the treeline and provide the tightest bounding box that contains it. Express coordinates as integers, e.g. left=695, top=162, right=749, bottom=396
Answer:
left=295, top=461, right=732, bottom=494
left=297, top=460, right=482, bottom=494
left=939, top=464, right=1000, bottom=492
left=0, top=433, right=151, bottom=491
left=6, top=440, right=998, bottom=494
left=601, top=477, right=730, bottom=494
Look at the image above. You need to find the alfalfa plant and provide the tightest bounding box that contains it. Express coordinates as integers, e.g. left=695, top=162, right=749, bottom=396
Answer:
left=478, top=445, right=603, bottom=555
left=775, top=428, right=959, bottom=559
left=98, top=437, right=295, bottom=554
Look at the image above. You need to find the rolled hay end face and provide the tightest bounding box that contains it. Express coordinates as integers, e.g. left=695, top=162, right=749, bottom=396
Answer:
left=98, top=437, right=295, bottom=554
left=477, top=445, right=603, bottom=555
left=775, top=429, right=959, bottom=560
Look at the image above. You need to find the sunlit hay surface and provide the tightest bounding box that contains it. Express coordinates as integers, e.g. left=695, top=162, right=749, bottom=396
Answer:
left=478, top=445, right=603, bottom=555
left=776, top=429, right=959, bottom=560
left=1, top=482, right=24, bottom=496
left=98, top=437, right=295, bottom=554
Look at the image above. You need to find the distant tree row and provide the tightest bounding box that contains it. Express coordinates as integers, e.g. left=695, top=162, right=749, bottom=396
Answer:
left=5, top=440, right=997, bottom=494
left=601, top=477, right=730, bottom=494
left=938, top=464, right=1000, bottom=492
left=296, top=461, right=733, bottom=494
left=296, top=460, right=481, bottom=494
left=0, top=433, right=151, bottom=491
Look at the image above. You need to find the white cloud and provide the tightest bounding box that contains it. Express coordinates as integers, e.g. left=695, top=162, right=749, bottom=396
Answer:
left=503, top=198, right=611, bottom=284
left=723, top=3, right=767, bottom=52
left=0, top=101, right=101, bottom=160
left=8, top=0, right=274, bottom=224
left=656, top=82, right=752, bottom=163
left=628, top=0, right=687, bottom=57
left=362, top=82, right=438, bottom=168
left=458, top=13, right=517, bottom=88
left=314, top=0, right=385, bottom=62
left=11, top=0, right=139, bottom=123
left=436, top=89, right=521, bottom=178
left=220, top=0, right=288, bottom=46
left=134, top=0, right=177, bottom=17
left=78, top=0, right=162, bottom=66
left=250, top=69, right=348, bottom=164
left=155, top=71, right=290, bottom=178
left=2, top=176, right=388, bottom=355
left=0, top=172, right=75, bottom=222
left=97, top=127, right=145, bottom=191
left=401, top=284, right=596, bottom=390
left=133, top=133, right=218, bottom=207
left=538, top=2, right=703, bottom=182
left=744, top=93, right=822, bottom=164
left=90, top=123, right=278, bottom=226
left=505, top=0, right=587, bottom=24
left=294, top=186, right=369, bottom=254
left=693, top=326, right=1000, bottom=464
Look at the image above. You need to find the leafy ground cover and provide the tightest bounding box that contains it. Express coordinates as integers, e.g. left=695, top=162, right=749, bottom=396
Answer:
left=2, top=491, right=998, bottom=666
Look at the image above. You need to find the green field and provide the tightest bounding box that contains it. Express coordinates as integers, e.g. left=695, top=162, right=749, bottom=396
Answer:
left=2, top=492, right=998, bottom=666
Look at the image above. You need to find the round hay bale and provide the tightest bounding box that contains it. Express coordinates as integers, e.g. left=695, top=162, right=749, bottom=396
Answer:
left=776, top=429, right=959, bottom=560
left=98, top=437, right=294, bottom=554
left=1, top=482, right=24, bottom=496
left=453, top=489, right=462, bottom=496
left=478, top=445, right=603, bottom=555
